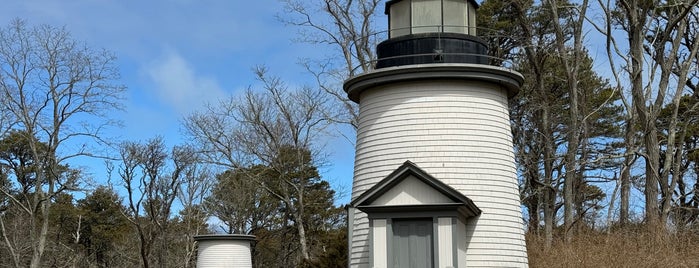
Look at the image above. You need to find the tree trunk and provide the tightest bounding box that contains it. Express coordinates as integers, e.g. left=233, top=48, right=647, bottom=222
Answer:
left=621, top=0, right=662, bottom=227
left=643, top=130, right=661, bottom=226
left=631, top=14, right=660, bottom=226
left=524, top=160, right=541, bottom=233
left=577, top=118, right=590, bottom=230
left=295, top=191, right=310, bottom=261
left=30, top=201, right=50, bottom=268
left=546, top=0, right=586, bottom=241
left=138, top=228, right=151, bottom=268
left=526, top=194, right=539, bottom=233
left=297, top=215, right=310, bottom=261
left=541, top=107, right=555, bottom=248
left=656, top=12, right=698, bottom=225
left=563, top=91, right=579, bottom=242
left=29, top=154, right=50, bottom=268
left=619, top=118, right=635, bottom=225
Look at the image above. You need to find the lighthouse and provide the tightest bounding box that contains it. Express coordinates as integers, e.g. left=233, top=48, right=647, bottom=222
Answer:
left=345, top=0, right=528, bottom=267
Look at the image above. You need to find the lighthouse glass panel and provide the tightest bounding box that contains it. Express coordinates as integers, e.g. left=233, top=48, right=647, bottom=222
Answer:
left=443, top=0, right=468, bottom=34
left=468, top=2, right=477, bottom=35
left=412, top=0, right=441, bottom=34
left=389, top=0, right=411, bottom=38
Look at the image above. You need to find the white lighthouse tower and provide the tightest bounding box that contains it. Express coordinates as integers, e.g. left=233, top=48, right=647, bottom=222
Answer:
left=345, top=0, right=528, bottom=267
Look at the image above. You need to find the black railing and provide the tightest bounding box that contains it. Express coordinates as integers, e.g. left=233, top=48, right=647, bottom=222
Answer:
left=345, top=27, right=518, bottom=77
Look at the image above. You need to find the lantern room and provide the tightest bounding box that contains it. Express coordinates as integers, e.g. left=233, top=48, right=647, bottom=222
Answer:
left=376, top=0, right=488, bottom=68
left=386, top=0, right=479, bottom=38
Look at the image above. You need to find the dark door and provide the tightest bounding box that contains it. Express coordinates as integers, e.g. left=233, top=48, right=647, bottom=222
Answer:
left=392, top=218, right=433, bottom=268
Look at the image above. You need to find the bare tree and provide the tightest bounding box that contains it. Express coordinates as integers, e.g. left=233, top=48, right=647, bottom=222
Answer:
left=112, top=138, right=194, bottom=268
left=175, top=160, right=212, bottom=268
left=280, top=0, right=381, bottom=127
left=545, top=0, right=589, bottom=241
left=0, top=19, right=124, bottom=267
left=184, top=67, right=332, bottom=263
left=596, top=0, right=699, bottom=226
left=509, top=0, right=563, bottom=247
left=589, top=0, right=642, bottom=226
left=651, top=3, right=699, bottom=224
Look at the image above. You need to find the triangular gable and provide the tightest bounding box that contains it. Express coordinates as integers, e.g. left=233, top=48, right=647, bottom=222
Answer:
left=371, top=175, right=453, bottom=206
left=351, top=161, right=481, bottom=218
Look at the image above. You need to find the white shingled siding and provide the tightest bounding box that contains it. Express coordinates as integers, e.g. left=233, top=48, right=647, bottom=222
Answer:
left=371, top=175, right=452, bottom=206
left=197, top=239, right=252, bottom=268
left=350, top=80, right=528, bottom=267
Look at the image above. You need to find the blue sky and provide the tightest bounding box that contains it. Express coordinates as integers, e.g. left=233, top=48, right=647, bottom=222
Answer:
left=2, top=0, right=648, bottom=214
left=1, top=0, right=356, bottom=203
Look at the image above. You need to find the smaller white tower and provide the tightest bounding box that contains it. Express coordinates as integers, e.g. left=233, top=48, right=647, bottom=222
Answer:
left=194, top=234, right=255, bottom=268
left=345, top=0, right=528, bottom=267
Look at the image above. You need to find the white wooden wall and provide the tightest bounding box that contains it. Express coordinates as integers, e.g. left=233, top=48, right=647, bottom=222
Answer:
left=350, top=80, right=528, bottom=267
left=197, top=240, right=252, bottom=268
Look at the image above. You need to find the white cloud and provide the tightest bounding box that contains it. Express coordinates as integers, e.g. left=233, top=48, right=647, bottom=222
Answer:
left=144, top=49, right=228, bottom=115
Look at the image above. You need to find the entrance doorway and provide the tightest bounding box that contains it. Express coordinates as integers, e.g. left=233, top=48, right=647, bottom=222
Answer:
left=392, top=218, right=433, bottom=268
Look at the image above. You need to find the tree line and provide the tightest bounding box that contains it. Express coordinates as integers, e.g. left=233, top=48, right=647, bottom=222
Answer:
left=1, top=0, right=699, bottom=267
left=477, top=0, right=699, bottom=245
left=0, top=19, right=346, bottom=267
left=281, top=0, right=699, bottom=250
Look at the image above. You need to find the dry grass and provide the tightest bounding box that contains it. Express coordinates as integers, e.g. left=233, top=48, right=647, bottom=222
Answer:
left=527, top=226, right=699, bottom=268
